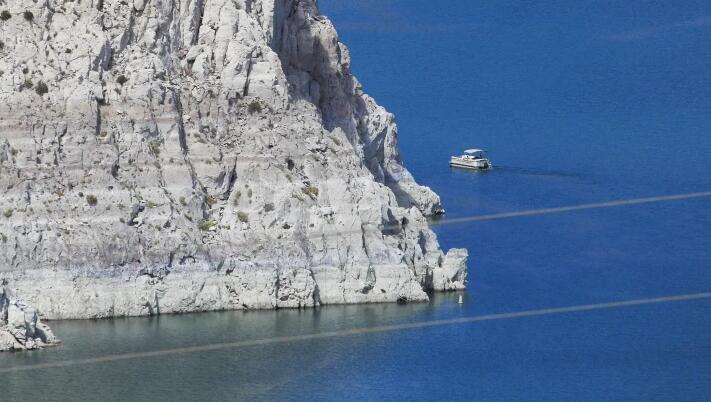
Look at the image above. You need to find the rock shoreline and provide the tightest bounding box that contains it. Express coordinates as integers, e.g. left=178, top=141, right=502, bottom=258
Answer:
left=0, top=0, right=468, bottom=351
left=1, top=286, right=60, bottom=351
left=3, top=248, right=466, bottom=321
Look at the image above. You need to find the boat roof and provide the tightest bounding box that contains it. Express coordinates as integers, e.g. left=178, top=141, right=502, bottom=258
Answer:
left=464, top=149, right=486, bottom=154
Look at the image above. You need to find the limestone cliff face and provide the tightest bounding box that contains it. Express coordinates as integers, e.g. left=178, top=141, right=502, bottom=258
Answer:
left=0, top=0, right=467, bottom=327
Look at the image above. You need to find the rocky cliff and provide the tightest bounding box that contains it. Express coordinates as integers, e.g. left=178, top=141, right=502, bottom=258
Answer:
left=0, top=0, right=467, bottom=340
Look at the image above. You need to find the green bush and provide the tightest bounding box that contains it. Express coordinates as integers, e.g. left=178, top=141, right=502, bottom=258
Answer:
left=22, top=79, right=33, bottom=89
left=237, top=211, right=249, bottom=223
left=35, top=81, right=48, bottom=96
left=148, top=140, right=161, bottom=156
left=86, top=194, right=98, bottom=206
left=3, top=208, right=12, bottom=218
left=23, top=11, right=33, bottom=22
left=0, top=11, right=11, bottom=21
left=247, top=99, right=262, bottom=114
left=198, top=219, right=216, bottom=231
left=302, top=185, right=319, bottom=198
left=116, top=75, right=128, bottom=85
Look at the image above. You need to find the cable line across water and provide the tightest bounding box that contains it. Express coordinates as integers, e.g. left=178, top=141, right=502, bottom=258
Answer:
left=1, top=292, right=709, bottom=373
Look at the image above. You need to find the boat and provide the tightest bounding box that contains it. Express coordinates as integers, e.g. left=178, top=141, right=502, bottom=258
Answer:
left=450, top=149, right=491, bottom=170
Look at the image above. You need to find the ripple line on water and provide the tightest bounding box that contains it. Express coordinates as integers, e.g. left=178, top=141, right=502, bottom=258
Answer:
left=431, top=190, right=711, bottom=225
left=1, top=292, right=709, bottom=373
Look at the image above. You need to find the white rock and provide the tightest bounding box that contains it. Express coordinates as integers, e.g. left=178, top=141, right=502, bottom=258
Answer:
left=0, top=287, right=60, bottom=351
left=0, top=0, right=468, bottom=332
left=432, top=249, right=469, bottom=291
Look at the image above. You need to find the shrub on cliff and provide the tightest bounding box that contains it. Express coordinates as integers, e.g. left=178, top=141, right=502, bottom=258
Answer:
left=247, top=99, right=262, bottom=114
left=302, top=185, right=319, bottom=198
left=86, top=194, right=98, bottom=206
left=237, top=211, right=249, bottom=223
left=198, top=219, right=216, bottom=231
left=116, top=75, right=128, bottom=85
left=35, top=81, right=48, bottom=96
left=23, top=11, right=33, bottom=22
left=329, top=135, right=342, bottom=146
left=148, top=140, right=161, bottom=156
left=0, top=11, right=11, bottom=21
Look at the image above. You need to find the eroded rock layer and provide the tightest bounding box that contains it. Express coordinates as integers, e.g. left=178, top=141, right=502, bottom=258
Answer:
left=0, top=0, right=468, bottom=338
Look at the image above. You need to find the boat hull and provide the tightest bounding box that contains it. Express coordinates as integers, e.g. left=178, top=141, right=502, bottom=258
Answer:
left=449, top=158, right=491, bottom=170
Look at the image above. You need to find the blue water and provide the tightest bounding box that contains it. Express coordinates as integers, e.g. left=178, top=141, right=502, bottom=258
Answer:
left=323, top=0, right=711, bottom=309
left=2, top=1, right=711, bottom=400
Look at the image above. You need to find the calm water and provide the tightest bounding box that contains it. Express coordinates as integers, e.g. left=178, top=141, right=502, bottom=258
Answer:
left=2, top=1, right=711, bottom=400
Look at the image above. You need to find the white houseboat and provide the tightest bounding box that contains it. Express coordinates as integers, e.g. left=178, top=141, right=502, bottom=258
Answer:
left=450, top=149, right=492, bottom=170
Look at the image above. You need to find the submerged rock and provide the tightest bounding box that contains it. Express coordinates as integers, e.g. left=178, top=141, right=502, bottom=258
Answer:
left=0, top=0, right=468, bottom=327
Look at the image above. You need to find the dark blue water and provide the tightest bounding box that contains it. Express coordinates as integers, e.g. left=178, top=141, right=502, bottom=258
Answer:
left=2, top=1, right=711, bottom=400
left=322, top=0, right=711, bottom=308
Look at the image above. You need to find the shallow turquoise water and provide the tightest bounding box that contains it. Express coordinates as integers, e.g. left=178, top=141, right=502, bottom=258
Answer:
left=2, top=1, right=711, bottom=400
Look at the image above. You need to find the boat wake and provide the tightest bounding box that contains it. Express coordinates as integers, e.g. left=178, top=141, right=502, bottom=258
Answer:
left=492, top=165, right=585, bottom=180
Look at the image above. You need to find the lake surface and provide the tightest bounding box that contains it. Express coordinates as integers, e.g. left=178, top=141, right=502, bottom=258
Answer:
left=2, top=1, right=711, bottom=400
